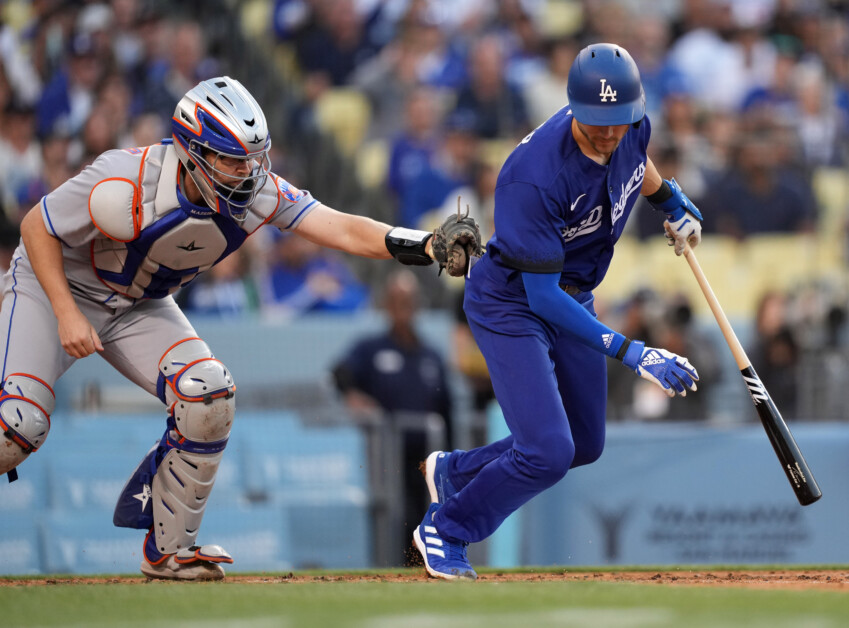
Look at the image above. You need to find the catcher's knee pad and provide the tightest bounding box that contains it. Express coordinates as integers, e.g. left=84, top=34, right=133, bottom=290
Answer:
left=114, top=338, right=235, bottom=554
left=157, top=337, right=236, bottom=443
left=0, top=374, right=55, bottom=482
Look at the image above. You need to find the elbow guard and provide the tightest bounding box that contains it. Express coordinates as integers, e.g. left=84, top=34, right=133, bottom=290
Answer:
left=385, top=227, right=434, bottom=267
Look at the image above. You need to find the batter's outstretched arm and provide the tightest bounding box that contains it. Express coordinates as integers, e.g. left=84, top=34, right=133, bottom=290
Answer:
left=523, top=271, right=698, bottom=398
left=20, top=206, right=103, bottom=358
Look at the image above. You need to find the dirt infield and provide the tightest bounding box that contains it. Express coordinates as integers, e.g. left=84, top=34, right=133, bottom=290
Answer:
left=3, top=569, right=849, bottom=590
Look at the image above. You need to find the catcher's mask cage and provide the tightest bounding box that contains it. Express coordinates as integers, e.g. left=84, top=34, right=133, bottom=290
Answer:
left=567, top=42, right=645, bottom=128
left=172, top=76, right=272, bottom=222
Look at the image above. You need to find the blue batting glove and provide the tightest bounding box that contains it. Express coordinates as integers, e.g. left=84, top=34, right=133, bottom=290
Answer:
left=650, top=178, right=703, bottom=222
left=621, top=340, right=700, bottom=397
left=650, top=179, right=703, bottom=255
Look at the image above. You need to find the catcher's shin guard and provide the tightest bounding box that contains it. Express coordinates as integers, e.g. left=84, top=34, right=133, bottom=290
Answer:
left=0, top=374, right=55, bottom=482
left=114, top=338, right=235, bottom=557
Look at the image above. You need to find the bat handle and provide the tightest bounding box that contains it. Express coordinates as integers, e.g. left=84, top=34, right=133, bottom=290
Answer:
left=683, top=245, right=751, bottom=370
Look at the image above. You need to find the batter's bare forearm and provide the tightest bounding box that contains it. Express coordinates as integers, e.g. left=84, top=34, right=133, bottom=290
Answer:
left=20, top=206, right=79, bottom=316
left=640, top=157, right=663, bottom=196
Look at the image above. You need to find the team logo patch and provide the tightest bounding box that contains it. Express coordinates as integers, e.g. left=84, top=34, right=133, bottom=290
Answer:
left=277, top=178, right=304, bottom=203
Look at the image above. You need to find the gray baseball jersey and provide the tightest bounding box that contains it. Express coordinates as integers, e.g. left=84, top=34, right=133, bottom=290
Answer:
left=0, top=140, right=318, bottom=394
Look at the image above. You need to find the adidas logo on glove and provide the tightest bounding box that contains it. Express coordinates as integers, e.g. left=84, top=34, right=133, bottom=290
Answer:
left=640, top=350, right=666, bottom=366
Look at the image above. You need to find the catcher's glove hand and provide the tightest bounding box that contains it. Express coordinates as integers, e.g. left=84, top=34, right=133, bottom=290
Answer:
left=431, top=197, right=483, bottom=277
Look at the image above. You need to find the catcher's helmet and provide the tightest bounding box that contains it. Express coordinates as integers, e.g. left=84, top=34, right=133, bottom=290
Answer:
left=567, top=43, right=645, bottom=127
left=172, top=76, right=271, bottom=221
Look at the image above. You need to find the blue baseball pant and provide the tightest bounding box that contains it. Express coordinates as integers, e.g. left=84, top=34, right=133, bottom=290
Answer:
left=433, top=310, right=607, bottom=543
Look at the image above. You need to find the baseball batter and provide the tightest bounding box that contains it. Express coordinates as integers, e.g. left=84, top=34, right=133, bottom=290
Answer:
left=0, top=76, right=480, bottom=580
left=413, top=43, right=704, bottom=580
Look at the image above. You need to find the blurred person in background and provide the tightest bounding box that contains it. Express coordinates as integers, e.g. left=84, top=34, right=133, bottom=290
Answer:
left=139, top=20, right=219, bottom=121
left=522, top=36, right=577, bottom=127
left=666, top=0, right=772, bottom=113
left=386, top=87, right=442, bottom=209
left=260, top=231, right=370, bottom=317
left=0, top=101, right=42, bottom=220
left=120, top=112, right=167, bottom=150
left=178, top=248, right=260, bottom=318
left=625, top=14, right=689, bottom=128
left=78, top=102, right=121, bottom=167
left=398, top=108, right=480, bottom=229
left=292, top=0, right=383, bottom=88
left=748, top=291, right=800, bottom=420
left=332, top=268, right=453, bottom=565
left=0, top=12, right=43, bottom=107
left=605, top=288, right=662, bottom=421
left=652, top=293, right=722, bottom=421
left=793, top=63, right=848, bottom=168
left=36, top=31, right=105, bottom=139
left=351, top=14, right=458, bottom=141
left=700, top=127, right=817, bottom=237
left=493, top=0, right=547, bottom=92
left=453, top=34, right=530, bottom=140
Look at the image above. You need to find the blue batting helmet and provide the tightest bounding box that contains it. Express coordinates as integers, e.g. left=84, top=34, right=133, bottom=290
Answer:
left=567, top=43, right=645, bottom=126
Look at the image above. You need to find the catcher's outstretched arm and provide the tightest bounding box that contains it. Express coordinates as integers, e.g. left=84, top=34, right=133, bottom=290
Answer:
left=294, top=203, right=409, bottom=259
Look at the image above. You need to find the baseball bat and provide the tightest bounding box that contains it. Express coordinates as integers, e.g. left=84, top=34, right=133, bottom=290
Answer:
left=682, top=245, right=822, bottom=506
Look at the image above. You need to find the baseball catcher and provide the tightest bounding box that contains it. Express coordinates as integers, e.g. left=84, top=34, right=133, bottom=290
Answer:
left=0, top=76, right=480, bottom=581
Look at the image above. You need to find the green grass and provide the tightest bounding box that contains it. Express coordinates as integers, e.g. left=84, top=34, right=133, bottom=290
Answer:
left=3, top=569, right=849, bottom=628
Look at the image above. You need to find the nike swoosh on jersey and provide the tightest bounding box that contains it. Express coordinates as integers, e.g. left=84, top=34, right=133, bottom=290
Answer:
left=570, top=194, right=587, bottom=212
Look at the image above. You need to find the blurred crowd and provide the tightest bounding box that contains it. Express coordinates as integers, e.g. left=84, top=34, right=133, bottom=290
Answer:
left=1, top=0, right=848, bottom=421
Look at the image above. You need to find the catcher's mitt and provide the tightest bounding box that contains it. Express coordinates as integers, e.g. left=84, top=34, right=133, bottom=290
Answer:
left=431, top=197, right=483, bottom=277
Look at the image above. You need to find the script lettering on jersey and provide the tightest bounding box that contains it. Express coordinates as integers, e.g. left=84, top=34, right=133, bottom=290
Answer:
left=561, top=205, right=603, bottom=242
left=611, top=161, right=645, bottom=226
left=599, top=79, right=617, bottom=102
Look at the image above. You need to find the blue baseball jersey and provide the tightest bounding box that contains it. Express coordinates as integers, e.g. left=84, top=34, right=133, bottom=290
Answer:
left=466, top=108, right=651, bottom=334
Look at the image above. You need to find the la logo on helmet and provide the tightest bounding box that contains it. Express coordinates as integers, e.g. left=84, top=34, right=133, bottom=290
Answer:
left=599, top=79, right=617, bottom=102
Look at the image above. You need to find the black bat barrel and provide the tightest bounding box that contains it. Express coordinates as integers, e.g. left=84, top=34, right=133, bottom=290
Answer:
left=741, top=366, right=823, bottom=506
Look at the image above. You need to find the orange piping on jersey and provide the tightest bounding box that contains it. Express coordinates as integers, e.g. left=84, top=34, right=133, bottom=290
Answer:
left=248, top=174, right=284, bottom=235
left=88, top=177, right=141, bottom=242
left=5, top=373, right=56, bottom=398
left=134, top=146, right=150, bottom=233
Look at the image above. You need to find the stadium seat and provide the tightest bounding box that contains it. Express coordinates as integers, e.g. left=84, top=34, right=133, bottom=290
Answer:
left=314, top=89, right=372, bottom=158
left=356, top=139, right=389, bottom=189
